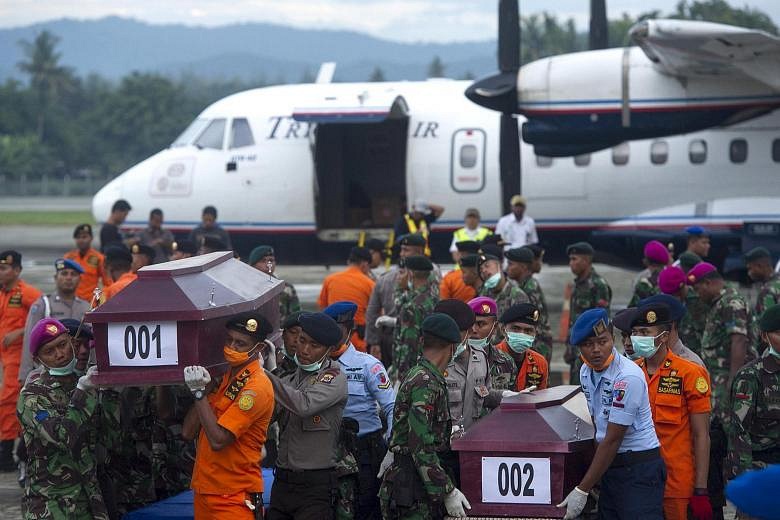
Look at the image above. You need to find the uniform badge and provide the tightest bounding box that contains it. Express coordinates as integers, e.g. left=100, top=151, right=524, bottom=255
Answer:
left=475, top=385, right=489, bottom=398
left=8, top=294, right=22, bottom=307
left=532, top=310, right=540, bottom=322
left=527, top=372, right=542, bottom=386
left=646, top=311, right=657, bottom=324
left=131, top=244, right=139, bottom=253
left=45, top=324, right=59, bottom=335
left=664, top=359, right=672, bottom=368
left=238, top=394, right=254, bottom=411
left=245, top=319, right=258, bottom=333
left=613, top=389, right=625, bottom=402
left=482, top=304, right=491, bottom=314
left=87, top=255, right=99, bottom=267
left=593, top=319, right=607, bottom=336
left=319, top=373, right=334, bottom=384
left=658, top=375, right=682, bottom=395
left=313, top=415, right=321, bottom=424
left=55, top=260, right=65, bottom=270
left=695, top=376, right=709, bottom=394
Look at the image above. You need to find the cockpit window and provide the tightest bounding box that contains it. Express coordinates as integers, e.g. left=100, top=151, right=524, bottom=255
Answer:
left=194, top=118, right=226, bottom=150
left=229, top=118, right=255, bottom=149
left=171, top=118, right=209, bottom=147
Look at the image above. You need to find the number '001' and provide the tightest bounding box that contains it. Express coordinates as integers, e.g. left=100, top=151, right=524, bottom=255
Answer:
left=124, top=325, right=162, bottom=360
left=497, top=462, right=535, bottom=497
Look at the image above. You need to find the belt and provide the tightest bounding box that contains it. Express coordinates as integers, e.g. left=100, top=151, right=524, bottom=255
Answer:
left=274, top=467, right=333, bottom=485
left=610, top=447, right=660, bottom=468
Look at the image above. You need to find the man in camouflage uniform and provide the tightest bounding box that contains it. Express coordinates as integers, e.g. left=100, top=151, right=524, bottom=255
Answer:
left=745, top=247, right=780, bottom=353
left=248, top=245, right=301, bottom=324
left=628, top=240, right=670, bottom=307
left=334, top=418, right=360, bottom=520
left=17, top=319, right=108, bottom=520
left=727, top=304, right=780, bottom=479
left=688, top=261, right=752, bottom=520
left=504, top=247, right=553, bottom=361
left=564, top=242, right=612, bottom=385
left=151, top=386, right=195, bottom=499
left=379, top=314, right=471, bottom=519
left=477, top=246, right=528, bottom=319
left=381, top=255, right=439, bottom=384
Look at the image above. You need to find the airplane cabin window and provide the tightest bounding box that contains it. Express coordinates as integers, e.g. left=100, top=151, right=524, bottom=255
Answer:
left=650, top=140, right=669, bottom=165
left=689, top=139, right=707, bottom=164
left=194, top=118, right=226, bottom=150
left=230, top=118, right=255, bottom=149
left=772, top=139, right=780, bottom=163
left=612, top=142, right=629, bottom=165
left=574, top=153, right=591, bottom=166
left=730, top=138, right=748, bottom=164
left=171, top=118, right=209, bottom=147
left=460, top=144, right=478, bottom=168
left=535, top=155, right=553, bottom=167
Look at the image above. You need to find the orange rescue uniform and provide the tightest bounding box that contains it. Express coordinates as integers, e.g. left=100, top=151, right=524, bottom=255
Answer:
left=64, top=247, right=112, bottom=302
left=497, top=341, right=549, bottom=391
left=0, top=279, right=41, bottom=439
left=191, top=361, right=274, bottom=519
left=101, top=271, right=137, bottom=302
left=636, top=351, right=711, bottom=520
left=317, top=265, right=375, bottom=351
left=439, top=269, right=476, bottom=303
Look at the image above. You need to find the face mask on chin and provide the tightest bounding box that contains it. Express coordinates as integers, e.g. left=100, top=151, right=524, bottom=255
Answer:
left=42, top=346, right=78, bottom=377
left=295, top=351, right=330, bottom=372
left=483, top=272, right=501, bottom=290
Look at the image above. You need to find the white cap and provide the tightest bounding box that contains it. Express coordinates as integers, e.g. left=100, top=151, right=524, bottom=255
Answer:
left=412, top=199, right=429, bottom=213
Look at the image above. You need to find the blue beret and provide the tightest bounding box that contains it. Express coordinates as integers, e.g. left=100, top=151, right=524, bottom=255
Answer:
left=638, top=294, right=686, bottom=323
left=323, top=301, right=358, bottom=324
left=299, top=312, right=343, bottom=347
left=684, top=225, right=707, bottom=236
left=570, top=308, right=610, bottom=345
left=726, top=464, right=780, bottom=520
left=55, top=258, right=84, bottom=274
left=60, top=318, right=93, bottom=340
left=422, top=313, right=461, bottom=344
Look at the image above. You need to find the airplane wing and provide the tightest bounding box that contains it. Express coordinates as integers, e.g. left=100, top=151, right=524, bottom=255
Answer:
left=630, top=19, right=780, bottom=91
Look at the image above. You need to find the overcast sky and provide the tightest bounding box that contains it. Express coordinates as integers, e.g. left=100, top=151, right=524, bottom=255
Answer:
left=2, top=0, right=779, bottom=42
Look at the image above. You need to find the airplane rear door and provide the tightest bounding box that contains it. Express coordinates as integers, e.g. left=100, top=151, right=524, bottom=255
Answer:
left=293, top=93, right=409, bottom=241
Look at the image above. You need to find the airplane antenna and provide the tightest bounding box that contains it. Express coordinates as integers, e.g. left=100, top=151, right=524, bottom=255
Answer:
left=315, top=62, right=337, bottom=84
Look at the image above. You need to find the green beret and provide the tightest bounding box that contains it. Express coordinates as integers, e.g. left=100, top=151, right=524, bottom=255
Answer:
left=422, top=313, right=461, bottom=344
left=282, top=310, right=303, bottom=330
left=678, top=251, right=702, bottom=272
left=397, top=233, right=426, bottom=248
left=402, top=255, right=433, bottom=271
left=459, top=254, right=479, bottom=268
left=504, top=247, right=534, bottom=264
left=758, top=304, right=780, bottom=332
left=566, top=241, right=594, bottom=256
left=745, top=247, right=771, bottom=264
left=526, top=244, right=545, bottom=259
left=249, top=245, right=274, bottom=266
left=131, top=244, right=155, bottom=261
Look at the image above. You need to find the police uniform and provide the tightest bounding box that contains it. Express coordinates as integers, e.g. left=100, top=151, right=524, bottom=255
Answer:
left=266, top=313, right=347, bottom=520
left=574, top=309, right=665, bottom=519
left=19, top=259, right=90, bottom=384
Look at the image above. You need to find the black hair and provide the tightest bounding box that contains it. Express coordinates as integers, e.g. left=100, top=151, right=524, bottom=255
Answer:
left=202, top=206, right=217, bottom=218
left=150, top=208, right=163, bottom=218
left=111, top=199, right=131, bottom=212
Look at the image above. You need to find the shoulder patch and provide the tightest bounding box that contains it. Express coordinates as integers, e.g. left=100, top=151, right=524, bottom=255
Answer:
left=370, top=364, right=383, bottom=375
left=695, top=376, right=709, bottom=394
left=238, top=394, right=254, bottom=411
left=87, top=255, right=99, bottom=266
left=34, top=410, right=49, bottom=422
left=319, top=369, right=339, bottom=384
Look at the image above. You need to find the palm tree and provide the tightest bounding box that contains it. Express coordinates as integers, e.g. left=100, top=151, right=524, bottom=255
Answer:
left=17, top=30, right=73, bottom=141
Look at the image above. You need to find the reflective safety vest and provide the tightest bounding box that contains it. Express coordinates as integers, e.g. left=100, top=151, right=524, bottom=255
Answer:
left=452, top=227, right=492, bottom=244
left=403, top=214, right=431, bottom=256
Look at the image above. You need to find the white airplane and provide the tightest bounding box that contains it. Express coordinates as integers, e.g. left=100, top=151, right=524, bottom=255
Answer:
left=93, top=13, right=780, bottom=269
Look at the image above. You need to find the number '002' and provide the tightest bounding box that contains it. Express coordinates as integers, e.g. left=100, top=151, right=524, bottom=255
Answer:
left=497, top=462, right=535, bottom=497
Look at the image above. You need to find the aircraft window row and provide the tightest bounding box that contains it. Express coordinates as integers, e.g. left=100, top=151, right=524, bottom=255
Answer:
left=689, top=139, right=707, bottom=164
left=171, top=118, right=209, bottom=147
left=650, top=141, right=669, bottom=165
left=194, top=118, right=226, bottom=149
left=230, top=118, right=255, bottom=149
left=574, top=153, right=590, bottom=166
left=730, top=138, right=748, bottom=164
left=460, top=144, right=478, bottom=168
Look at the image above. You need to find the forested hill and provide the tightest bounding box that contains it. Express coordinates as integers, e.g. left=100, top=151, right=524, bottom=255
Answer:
left=0, top=16, right=496, bottom=82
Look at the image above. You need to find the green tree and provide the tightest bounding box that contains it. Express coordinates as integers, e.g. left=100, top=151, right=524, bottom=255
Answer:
left=16, top=31, right=74, bottom=142
left=0, top=134, right=57, bottom=180
left=672, top=0, right=778, bottom=34
left=427, top=56, right=445, bottom=78
left=369, top=66, right=386, bottom=82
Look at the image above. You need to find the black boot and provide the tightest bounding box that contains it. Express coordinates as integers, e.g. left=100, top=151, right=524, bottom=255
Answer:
left=0, top=439, right=15, bottom=472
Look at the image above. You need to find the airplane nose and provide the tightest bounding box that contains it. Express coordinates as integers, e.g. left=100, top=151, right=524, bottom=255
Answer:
left=92, top=176, right=124, bottom=223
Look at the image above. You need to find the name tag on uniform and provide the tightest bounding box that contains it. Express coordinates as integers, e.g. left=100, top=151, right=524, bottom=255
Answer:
left=658, top=376, right=682, bottom=395
left=8, top=294, right=22, bottom=307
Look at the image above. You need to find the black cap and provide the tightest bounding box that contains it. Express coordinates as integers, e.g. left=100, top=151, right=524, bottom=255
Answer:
left=745, top=247, right=771, bottom=263
left=758, top=304, right=780, bottom=332
left=402, top=255, right=433, bottom=271
left=201, top=236, right=227, bottom=251
left=631, top=302, right=673, bottom=327
left=504, top=247, right=534, bottom=264
left=455, top=240, right=480, bottom=254
left=566, top=241, right=595, bottom=256
left=349, top=246, right=372, bottom=263
left=104, top=245, right=132, bottom=264
left=172, top=240, right=197, bottom=255
left=481, top=234, right=504, bottom=246
left=478, top=244, right=503, bottom=261
left=434, top=299, right=476, bottom=331
left=422, top=313, right=461, bottom=344
left=459, top=254, right=479, bottom=268
left=612, top=308, right=637, bottom=334
left=638, top=294, right=686, bottom=322
left=499, top=303, right=541, bottom=326
left=526, top=244, right=545, bottom=258
left=73, top=223, right=93, bottom=238
left=282, top=310, right=304, bottom=330
left=226, top=311, right=272, bottom=341
left=131, top=244, right=156, bottom=261
left=0, top=250, right=21, bottom=268
left=397, top=233, right=426, bottom=248
left=366, top=238, right=385, bottom=252
left=299, top=312, right=343, bottom=347
left=60, top=318, right=94, bottom=340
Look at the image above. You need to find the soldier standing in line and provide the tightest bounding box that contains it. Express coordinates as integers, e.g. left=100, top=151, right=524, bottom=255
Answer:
left=504, top=246, right=553, bottom=361
left=466, top=297, right=517, bottom=392
left=745, top=246, right=780, bottom=353
left=563, top=242, right=612, bottom=385
left=17, top=319, right=106, bottom=519
left=378, top=313, right=471, bottom=519
left=727, top=303, right=780, bottom=478
left=275, top=311, right=303, bottom=378
left=65, top=224, right=113, bottom=301
left=248, top=245, right=301, bottom=325
left=628, top=240, right=670, bottom=307
left=477, top=245, right=528, bottom=317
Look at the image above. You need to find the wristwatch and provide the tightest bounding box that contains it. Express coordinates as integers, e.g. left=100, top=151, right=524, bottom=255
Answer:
left=192, top=389, right=205, bottom=401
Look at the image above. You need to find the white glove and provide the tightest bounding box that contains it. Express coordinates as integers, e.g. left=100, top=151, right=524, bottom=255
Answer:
left=377, top=450, right=394, bottom=479
left=183, top=365, right=211, bottom=392
left=76, top=365, right=98, bottom=392
left=450, top=424, right=464, bottom=440
left=502, top=390, right=520, bottom=398
left=444, top=488, right=471, bottom=518
left=557, top=486, right=589, bottom=520
left=375, top=315, right=397, bottom=329
left=520, top=385, right=537, bottom=394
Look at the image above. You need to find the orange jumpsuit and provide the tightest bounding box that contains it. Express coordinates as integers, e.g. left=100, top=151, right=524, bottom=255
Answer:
left=636, top=351, right=711, bottom=520
left=317, top=265, right=375, bottom=351
left=439, top=269, right=476, bottom=303
left=497, top=341, right=549, bottom=391
left=101, top=271, right=137, bottom=302
left=64, top=247, right=112, bottom=302
left=192, top=361, right=274, bottom=519
left=0, top=279, right=41, bottom=439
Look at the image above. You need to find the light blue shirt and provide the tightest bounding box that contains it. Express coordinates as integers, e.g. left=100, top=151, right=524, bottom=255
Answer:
left=337, top=344, right=395, bottom=437
left=580, top=348, right=659, bottom=453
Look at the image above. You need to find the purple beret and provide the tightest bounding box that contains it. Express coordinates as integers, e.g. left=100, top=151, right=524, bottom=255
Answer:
left=643, top=240, right=670, bottom=265
left=686, top=262, right=718, bottom=285
left=468, top=296, right=497, bottom=317
left=658, top=266, right=686, bottom=294
left=29, top=318, right=68, bottom=356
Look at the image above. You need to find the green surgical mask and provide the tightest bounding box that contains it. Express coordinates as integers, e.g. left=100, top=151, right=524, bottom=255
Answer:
left=630, top=331, right=667, bottom=359
left=295, top=352, right=328, bottom=372
left=506, top=332, right=534, bottom=353
left=468, top=337, right=489, bottom=350
left=47, top=355, right=78, bottom=377
left=483, top=272, right=501, bottom=290
left=453, top=340, right=467, bottom=361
